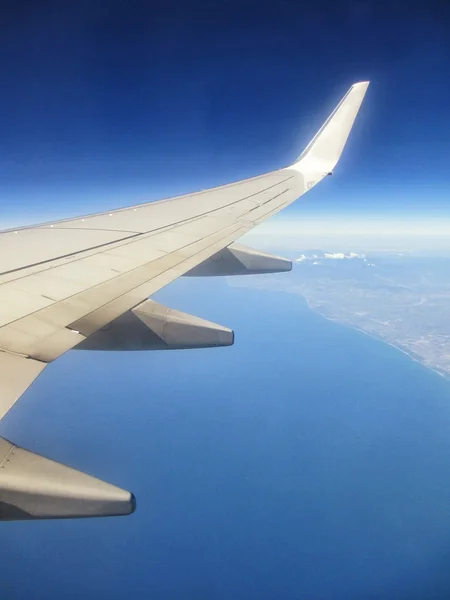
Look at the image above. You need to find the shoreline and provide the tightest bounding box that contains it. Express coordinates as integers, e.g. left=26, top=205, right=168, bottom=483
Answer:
left=302, top=297, right=450, bottom=382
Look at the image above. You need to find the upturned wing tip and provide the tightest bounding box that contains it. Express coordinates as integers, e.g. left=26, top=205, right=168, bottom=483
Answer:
left=352, top=80, right=370, bottom=88
left=290, top=80, right=370, bottom=171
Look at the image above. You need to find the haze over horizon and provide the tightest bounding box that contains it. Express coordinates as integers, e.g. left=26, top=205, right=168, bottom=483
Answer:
left=1, top=2, right=449, bottom=239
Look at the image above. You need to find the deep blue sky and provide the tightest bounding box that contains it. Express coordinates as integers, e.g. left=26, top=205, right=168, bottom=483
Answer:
left=0, top=0, right=449, bottom=228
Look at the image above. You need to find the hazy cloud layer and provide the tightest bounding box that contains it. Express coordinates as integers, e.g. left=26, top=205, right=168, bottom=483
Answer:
left=295, top=252, right=368, bottom=263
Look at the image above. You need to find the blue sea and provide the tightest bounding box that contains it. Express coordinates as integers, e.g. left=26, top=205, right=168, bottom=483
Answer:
left=2, top=278, right=450, bottom=599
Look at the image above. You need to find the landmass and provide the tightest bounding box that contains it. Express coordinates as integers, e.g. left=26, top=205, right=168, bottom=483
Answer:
left=230, top=250, right=450, bottom=379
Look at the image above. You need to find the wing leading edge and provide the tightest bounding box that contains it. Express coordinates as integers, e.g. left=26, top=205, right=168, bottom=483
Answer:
left=0, top=81, right=369, bottom=519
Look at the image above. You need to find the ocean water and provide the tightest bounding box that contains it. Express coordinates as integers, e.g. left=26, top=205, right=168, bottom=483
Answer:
left=2, top=278, right=450, bottom=599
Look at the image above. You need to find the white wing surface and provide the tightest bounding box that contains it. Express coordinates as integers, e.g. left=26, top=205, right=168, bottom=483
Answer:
left=0, top=82, right=369, bottom=520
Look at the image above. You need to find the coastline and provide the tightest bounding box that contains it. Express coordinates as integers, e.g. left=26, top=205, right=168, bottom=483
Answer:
left=302, top=297, right=450, bottom=382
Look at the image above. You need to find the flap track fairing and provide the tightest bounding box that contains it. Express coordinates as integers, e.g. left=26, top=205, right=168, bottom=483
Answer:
left=0, top=437, right=135, bottom=521
left=184, top=243, right=292, bottom=277
left=75, top=300, right=234, bottom=351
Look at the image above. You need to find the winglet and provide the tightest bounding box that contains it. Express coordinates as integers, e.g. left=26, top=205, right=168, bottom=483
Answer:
left=291, top=81, right=369, bottom=175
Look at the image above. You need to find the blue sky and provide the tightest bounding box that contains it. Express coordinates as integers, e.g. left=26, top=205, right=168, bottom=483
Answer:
left=0, top=1, right=449, bottom=233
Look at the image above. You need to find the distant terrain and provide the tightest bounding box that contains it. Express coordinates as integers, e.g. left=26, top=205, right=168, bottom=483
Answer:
left=231, top=250, right=450, bottom=379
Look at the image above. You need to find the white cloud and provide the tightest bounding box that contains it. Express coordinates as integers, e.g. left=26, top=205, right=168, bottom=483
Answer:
left=295, top=252, right=372, bottom=264
left=324, top=252, right=366, bottom=260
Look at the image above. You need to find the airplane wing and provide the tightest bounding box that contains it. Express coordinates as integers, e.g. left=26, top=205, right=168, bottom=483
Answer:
left=0, top=81, right=369, bottom=521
